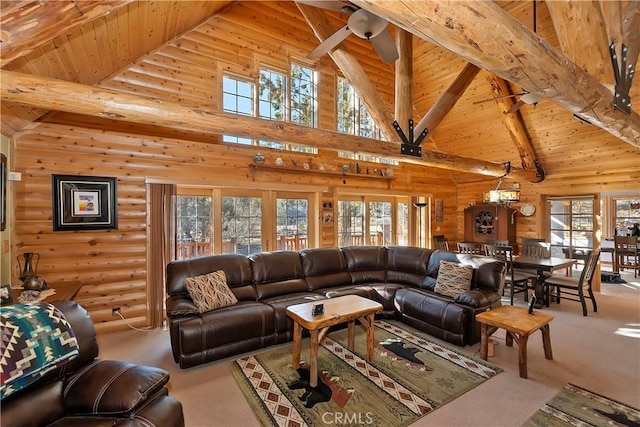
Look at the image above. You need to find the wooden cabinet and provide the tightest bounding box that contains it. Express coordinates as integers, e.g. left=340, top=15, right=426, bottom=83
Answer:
left=464, top=203, right=516, bottom=246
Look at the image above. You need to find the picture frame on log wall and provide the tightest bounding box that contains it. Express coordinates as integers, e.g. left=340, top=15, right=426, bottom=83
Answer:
left=52, top=175, right=118, bottom=231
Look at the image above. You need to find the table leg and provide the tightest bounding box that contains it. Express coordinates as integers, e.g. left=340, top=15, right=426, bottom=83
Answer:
left=292, top=322, right=302, bottom=369
left=365, top=314, right=375, bottom=362
left=534, top=272, right=545, bottom=309
left=309, top=330, right=319, bottom=388
left=505, top=331, right=513, bottom=347
left=347, top=319, right=355, bottom=352
left=480, top=323, right=489, bottom=360
left=518, top=333, right=529, bottom=379
left=541, top=325, right=553, bottom=360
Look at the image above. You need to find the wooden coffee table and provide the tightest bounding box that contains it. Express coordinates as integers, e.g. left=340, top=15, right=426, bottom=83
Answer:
left=286, top=295, right=383, bottom=387
left=476, top=305, right=554, bottom=379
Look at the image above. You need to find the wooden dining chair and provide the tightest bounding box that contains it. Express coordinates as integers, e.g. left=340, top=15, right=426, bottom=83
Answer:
left=433, top=235, right=449, bottom=251
left=486, top=239, right=509, bottom=246
left=484, top=244, right=530, bottom=305
left=520, top=241, right=551, bottom=258
left=543, top=250, right=600, bottom=316
left=456, top=242, right=483, bottom=254
left=614, top=236, right=639, bottom=278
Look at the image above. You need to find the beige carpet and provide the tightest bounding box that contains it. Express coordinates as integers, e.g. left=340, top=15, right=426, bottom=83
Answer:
left=98, top=272, right=640, bottom=426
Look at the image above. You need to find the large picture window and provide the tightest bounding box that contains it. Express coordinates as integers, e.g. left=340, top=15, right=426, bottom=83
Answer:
left=614, top=197, right=640, bottom=236
left=223, top=76, right=254, bottom=116
left=291, top=64, right=317, bottom=127
left=259, top=69, right=286, bottom=121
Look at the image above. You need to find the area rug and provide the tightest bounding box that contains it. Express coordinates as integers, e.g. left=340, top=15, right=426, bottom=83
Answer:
left=523, top=383, right=640, bottom=427
left=230, top=320, right=501, bottom=426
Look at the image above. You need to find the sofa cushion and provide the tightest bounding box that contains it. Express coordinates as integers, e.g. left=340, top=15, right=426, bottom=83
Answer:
left=184, top=270, right=238, bottom=313
left=300, top=247, right=351, bottom=291
left=342, top=246, right=387, bottom=284
left=63, top=360, right=169, bottom=416
left=251, top=251, right=308, bottom=300
left=386, top=246, right=432, bottom=288
left=434, top=260, right=473, bottom=297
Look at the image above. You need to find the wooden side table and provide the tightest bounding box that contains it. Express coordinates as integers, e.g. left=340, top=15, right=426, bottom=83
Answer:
left=286, top=295, right=382, bottom=387
left=11, top=281, right=82, bottom=304
left=476, top=305, right=554, bottom=379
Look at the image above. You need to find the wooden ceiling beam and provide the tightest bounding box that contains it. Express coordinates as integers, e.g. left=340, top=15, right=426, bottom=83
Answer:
left=352, top=0, right=640, bottom=148
left=484, top=73, right=542, bottom=175
left=295, top=3, right=399, bottom=142
left=0, top=1, right=133, bottom=67
left=546, top=1, right=613, bottom=87
left=414, top=62, right=480, bottom=138
left=599, top=1, right=640, bottom=72
left=394, top=29, right=413, bottom=136
left=1, top=70, right=541, bottom=181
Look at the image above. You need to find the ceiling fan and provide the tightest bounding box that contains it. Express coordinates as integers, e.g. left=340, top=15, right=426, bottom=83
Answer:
left=299, top=1, right=399, bottom=64
left=473, top=91, right=544, bottom=114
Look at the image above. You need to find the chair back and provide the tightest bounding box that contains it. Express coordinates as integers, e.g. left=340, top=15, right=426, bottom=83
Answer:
left=614, top=236, right=639, bottom=254
left=484, top=244, right=514, bottom=265
left=433, top=235, right=449, bottom=251
left=521, top=241, right=551, bottom=258
left=486, top=239, right=509, bottom=246
left=457, top=242, right=483, bottom=254
left=580, top=249, right=600, bottom=288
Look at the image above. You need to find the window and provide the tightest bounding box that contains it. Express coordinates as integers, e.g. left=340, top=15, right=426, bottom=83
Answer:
left=176, top=195, right=212, bottom=260
left=223, top=76, right=254, bottom=116
left=259, top=69, right=287, bottom=121
left=338, top=197, right=410, bottom=247
left=336, top=77, right=383, bottom=139
left=276, top=198, right=308, bottom=250
left=369, top=201, right=392, bottom=245
left=549, top=197, right=594, bottom=259
left=338, top=200, right=365, bottom=246
left=291, top=64, right=317, bottom=127
left=222, top=196, right=262, bottom=255
left=614, top=198, right=640, bottom=236
left=396, top=202, right=409, bottom=245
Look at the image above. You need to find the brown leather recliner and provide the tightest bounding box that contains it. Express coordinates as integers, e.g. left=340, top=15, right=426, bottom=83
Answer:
left=1, top=300, right=184, bottom=427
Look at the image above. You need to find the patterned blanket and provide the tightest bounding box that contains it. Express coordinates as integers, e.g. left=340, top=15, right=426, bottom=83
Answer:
left=1, top=302, right=79, bottom=399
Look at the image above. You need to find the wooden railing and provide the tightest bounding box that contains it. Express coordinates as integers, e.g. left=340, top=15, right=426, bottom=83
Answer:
left=276, top=235, right=308, bottom=251
left=343, top=232, right=385, bottom=246
left=177, top=241, right=211, bottom=259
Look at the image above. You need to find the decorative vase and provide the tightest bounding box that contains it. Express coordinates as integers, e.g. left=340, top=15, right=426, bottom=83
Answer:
left=17, top=252, right=39, bottom=282
left=22, top=276, right=46, bottom=291
left=253, top=153, right=265, bottom=164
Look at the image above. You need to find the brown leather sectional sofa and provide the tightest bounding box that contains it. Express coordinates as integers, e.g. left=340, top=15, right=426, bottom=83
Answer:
left=1, top=301, right=184, bottom=427
left=166, top=246, right=505, bottom=369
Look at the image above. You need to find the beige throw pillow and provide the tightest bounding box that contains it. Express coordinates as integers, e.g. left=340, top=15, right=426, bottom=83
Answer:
left=434, top=260, right=473, bottom=297
left=184, top=270, right=238, bottom=313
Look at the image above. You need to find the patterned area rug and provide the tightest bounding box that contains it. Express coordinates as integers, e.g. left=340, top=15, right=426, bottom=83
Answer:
left=524, top=383, right=640, bottom=427
left=230, top=320, right=501, bottom=427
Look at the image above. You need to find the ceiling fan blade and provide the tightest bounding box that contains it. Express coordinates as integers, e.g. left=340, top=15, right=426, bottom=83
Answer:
left=472, top=92, right=528, bottom=105
left=307, top=24, right=351, bottom=60
left=370, top=29, right=398, bottom=63
left=505, top=99, right=526, bottom=114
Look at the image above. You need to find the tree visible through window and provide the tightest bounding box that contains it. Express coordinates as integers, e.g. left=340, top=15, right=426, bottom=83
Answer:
left=259, top=69, right=286, bottom=121
left=222, top=196, right=262, bottom=255
left=176, top=195, right=212, bottom=260
left=614, top=198, right=640, bottom=236
left=369, top=201, right=391, bottom=245
left=336, top=76, right=383, bottom=139
left=338, top=200, right=364, bottom=246
left=291, top=64, right=317, bottom=127
left=276, top=198, right=308, bottom=250
left=549, top=198, right=594, bottom=259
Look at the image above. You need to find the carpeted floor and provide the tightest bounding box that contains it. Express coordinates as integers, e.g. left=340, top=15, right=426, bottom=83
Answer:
left=98, top=271, right=640, bottom=426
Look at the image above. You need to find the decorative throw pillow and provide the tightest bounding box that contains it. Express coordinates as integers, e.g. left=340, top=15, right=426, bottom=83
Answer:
left=434, top=260, right=473, bottom=297
left=184, top=270, right=238, bottom=313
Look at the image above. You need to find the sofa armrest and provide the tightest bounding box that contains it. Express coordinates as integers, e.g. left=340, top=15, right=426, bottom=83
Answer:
left=453, top=289, right=501, bottom=309
left=166, top=295, right=198, bottom=317
left=63, top=359, right=170, bottom=417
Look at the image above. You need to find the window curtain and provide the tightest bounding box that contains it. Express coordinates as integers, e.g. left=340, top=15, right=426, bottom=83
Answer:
left=147, top=183, right=176, bottom=328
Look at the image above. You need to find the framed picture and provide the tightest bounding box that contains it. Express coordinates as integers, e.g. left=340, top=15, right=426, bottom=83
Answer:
left=52, top=175, right=117, bottom=231
left=0, top=284, right=13, bottom=305
left=322, top=210, right=334, bottom=224
left=1, top=154, right=6, bottom=231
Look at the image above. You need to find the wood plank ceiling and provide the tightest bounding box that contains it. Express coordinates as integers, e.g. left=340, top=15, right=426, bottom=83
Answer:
left=1, top=0, right=638, bottom=183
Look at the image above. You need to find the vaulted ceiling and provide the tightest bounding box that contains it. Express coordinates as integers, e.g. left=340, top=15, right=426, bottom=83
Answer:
left=1, top=0, right=638, bottom=183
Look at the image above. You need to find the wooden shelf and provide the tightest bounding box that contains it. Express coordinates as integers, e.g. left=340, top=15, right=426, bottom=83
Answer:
left=249, top=164, right=395, bottom=186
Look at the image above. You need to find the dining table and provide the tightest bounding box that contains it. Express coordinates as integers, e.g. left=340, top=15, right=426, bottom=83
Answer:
left=512, top=256, right=577, bottom=308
